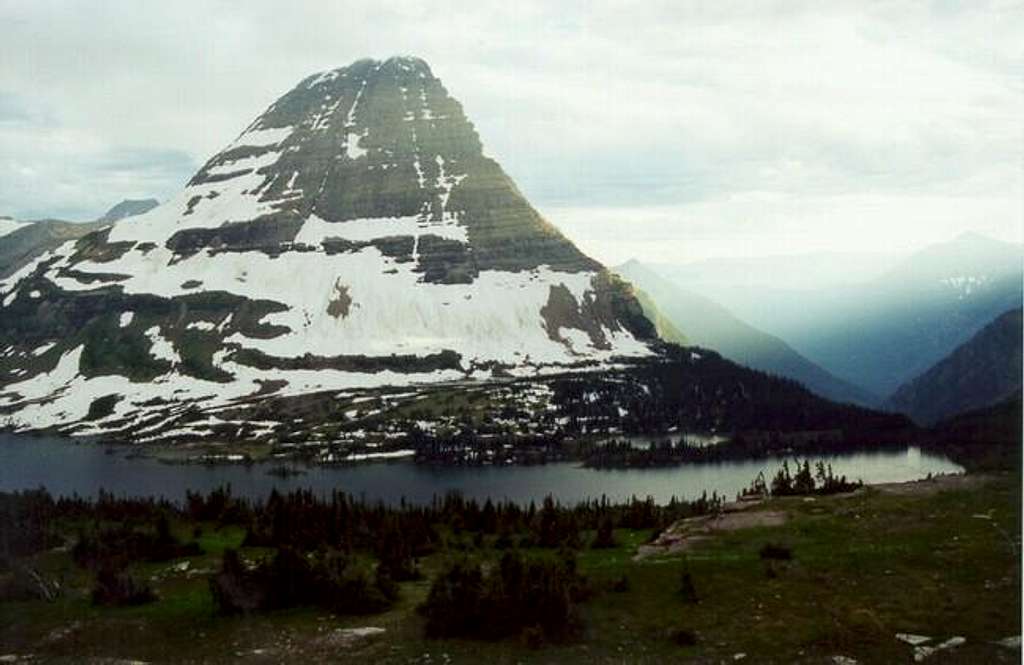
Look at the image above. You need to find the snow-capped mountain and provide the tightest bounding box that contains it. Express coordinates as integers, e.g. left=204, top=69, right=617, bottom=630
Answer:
left=0, top=57, right=657, bottom=440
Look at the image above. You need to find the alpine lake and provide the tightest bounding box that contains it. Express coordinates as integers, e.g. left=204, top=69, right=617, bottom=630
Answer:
left=0, top=432, right=962, bottom=504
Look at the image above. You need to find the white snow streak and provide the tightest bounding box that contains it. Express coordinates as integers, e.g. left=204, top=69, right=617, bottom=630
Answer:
left=31, top=342, right=56, bottom=357
left=295, top=214, right=467, bottom=245
left=227, top=126, right=293, bottom=151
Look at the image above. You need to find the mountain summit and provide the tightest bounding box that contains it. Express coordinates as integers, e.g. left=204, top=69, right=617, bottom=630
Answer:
left=0, top=57, right=655, bottom=439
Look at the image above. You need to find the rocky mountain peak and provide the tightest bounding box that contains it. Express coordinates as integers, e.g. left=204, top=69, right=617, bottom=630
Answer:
left=0, top=57, right=657, bottom=442
left=134, top=56, right=603, bottom=280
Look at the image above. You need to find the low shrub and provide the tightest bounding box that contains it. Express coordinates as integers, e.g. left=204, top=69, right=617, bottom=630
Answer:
left=91, top=566, right=155, bottom=607
left=209, top=547, right=395, bottom=616
left=419, top=550, right=587, bottom=642
left=759, top=543, right=792, bottom=561
left=671, top=627, right=698, bottom=646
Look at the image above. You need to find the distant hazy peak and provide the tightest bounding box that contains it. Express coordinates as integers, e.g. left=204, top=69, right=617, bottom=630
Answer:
left=876, top=230, right=1022, bottom=286
left=925, top=230, right=1019, bottom=255
left=96, top=198, right=160, bottom=224
left=951, top=230, right=1010, bottom=245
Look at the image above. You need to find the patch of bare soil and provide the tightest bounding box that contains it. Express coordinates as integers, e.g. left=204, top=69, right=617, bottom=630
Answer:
left=869, top=473, right=990, bottom=497
left=635, top=501, right=788, bottom=560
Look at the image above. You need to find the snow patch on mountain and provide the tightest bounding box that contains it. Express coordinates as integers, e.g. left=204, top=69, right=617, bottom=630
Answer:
left=345, top=132, right=368, bottom=160
left=0, top=341, right=469, bottom=435
left=144, top=326, right=180, bottom=365
left=295, top=213, right=467, bottom=245
left=941, top=275, right=990, bottom=299
left=35, top=232, right=648, bottom=365
left=31, top=342, right=56, bottom=357
left=105, top=163, right=295, bottom=245
left=228, top=126, right=294, bottom=151
left=206, top=147, right=284, bottom=178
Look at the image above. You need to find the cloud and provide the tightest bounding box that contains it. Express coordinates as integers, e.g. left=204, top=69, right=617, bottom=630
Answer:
left=547, top=188, right=1022, bottom=266
left=0, top=91, right=196, bottom=220
left=0, top=1, right=1020, bottom=257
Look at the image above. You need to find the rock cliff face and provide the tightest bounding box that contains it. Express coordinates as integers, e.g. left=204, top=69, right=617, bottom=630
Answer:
left=0, top=57, right=656, bottom=441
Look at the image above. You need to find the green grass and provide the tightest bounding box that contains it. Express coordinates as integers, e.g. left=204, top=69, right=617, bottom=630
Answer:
left=1, top=473, right=1020, bottom=663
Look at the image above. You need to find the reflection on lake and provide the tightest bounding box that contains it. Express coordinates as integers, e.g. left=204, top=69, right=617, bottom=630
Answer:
left=601, top=433, right=731, bottom=450
left=0, top=434, right=963, bottom=505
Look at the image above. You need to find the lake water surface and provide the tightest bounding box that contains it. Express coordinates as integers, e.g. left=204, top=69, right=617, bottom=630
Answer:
left=0, top=434, right=963, bottom=505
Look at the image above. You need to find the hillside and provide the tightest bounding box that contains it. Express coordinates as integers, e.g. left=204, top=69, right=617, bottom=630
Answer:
left=615, top=260, right=877, bottom=406
left=887, top=308, right=1022, bottom=425
left=0, top=199, right=159, bottom=278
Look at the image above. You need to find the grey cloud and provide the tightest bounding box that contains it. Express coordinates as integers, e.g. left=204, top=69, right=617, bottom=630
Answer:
left=0, top=1, right=1019, bottom=257
left=0, top=92, right=51, bottom=126
left=88, top=146, right=195, bottom=179
left=0, top=143, right=195, bottom=221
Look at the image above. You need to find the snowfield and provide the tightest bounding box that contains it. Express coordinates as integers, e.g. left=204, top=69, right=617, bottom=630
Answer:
left=10, top=233, right=652, bottom=367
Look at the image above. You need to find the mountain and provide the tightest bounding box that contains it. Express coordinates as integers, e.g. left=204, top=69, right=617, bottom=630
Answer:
left=927, top=395, right=1022, bottom=471
left=96, top=199, right=159, bottom=224
left=654, top=233, right=1022, bottom=397
left=886, top=308, right=1022, bottom=425
left=632, top=287, right=688, bottom=347
left=615, top=260, right=877, bottom=406
left=0, top=199, right=159, bottom=278
left=0, top=219, right=104, bottom=278
left=0, top=57, right=655, bottom=438
left=0, top=57, right=910, bottom=447
left=0, top=217, right=30, bottom=240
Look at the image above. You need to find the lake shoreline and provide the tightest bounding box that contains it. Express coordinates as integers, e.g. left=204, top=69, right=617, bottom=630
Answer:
left=0, top=432, right=965, bottom=507
left=1, top=426, right=929, bottom=468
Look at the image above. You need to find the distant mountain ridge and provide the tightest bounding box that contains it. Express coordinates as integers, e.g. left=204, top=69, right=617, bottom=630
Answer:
left=615, top=260, right=877, bottom=406
left=96, top=199, right=159, bottom=224
left=0, top=199, right=159, bottom=278
left=650, top=233, right=1023, bottom=397
left=886, top=308, right=1022, bottom=425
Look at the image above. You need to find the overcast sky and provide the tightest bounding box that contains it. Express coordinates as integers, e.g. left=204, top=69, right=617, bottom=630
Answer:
left=1, top=1, right=1021, bottom=264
